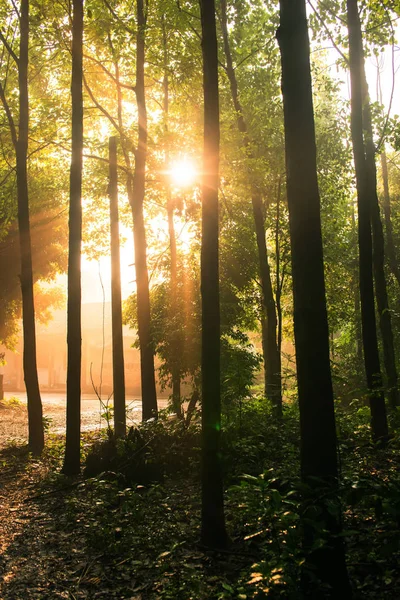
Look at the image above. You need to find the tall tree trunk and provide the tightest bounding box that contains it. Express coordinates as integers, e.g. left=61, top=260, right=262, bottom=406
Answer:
left=109, top=136, right=126, bottom=438
left=17, top=0, right=44, bottom=455
left=199, top=0, right=227, bottom=549
left=111, top=49, right=157, bottom=421
left=129, top=0, right=157, bottom=420
left=351, top=202, right=363, bottom=364
left=163, top=21, right=182, bottom=418
left=220, top=0, right=282, bottom=415
left=252, top=195, right=282, bottom=415
left=62, top=0, right=83, bottom=475
left=166, top=193, right=182, bottom=417
left=260, top=310, right=269, bottom=395
left=361, top=81, right=399, bottom=409
left=381, top=150, right=400, bottom=286
left=275, top=177, right=283, bottom=358
left=347, top=0, right=389, bottom=438
left=278, top=1, right=352, bottom=595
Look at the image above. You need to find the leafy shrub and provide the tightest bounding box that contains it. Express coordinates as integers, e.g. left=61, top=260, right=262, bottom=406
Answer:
left=84, top=416, right=200, bottom=484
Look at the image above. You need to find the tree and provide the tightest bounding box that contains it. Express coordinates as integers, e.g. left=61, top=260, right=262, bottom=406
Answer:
left=129, top=0, right=158, bottom=420
left=81, top=0, right=203, bottom=419
left=17, top=0, right=44, bottom=455
left=0, top=0, right=44, bottom=454
left=380, top=149, right=400, bottom=287
left=109, top=135, right=126, bottom=438
left=347, top=0, right=389, bottom=437
left=277, top=0, right=351, bottom=594
left=62, top=0, right=84, bottom=475
left=362, top=92, right=399, bottom=410
left=0, top=0, right=69, bottom=364
left=199, top=0, right=227, bottom=548
left=162, top=17, right=183, bottom=418
left=219, top=0, right=282, bottom=415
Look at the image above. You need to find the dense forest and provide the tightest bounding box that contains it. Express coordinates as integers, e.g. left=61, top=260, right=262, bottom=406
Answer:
left=1, top=0, right=400, bottom=597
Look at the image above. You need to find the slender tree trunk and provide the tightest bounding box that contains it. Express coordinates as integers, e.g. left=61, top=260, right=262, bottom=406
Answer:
left=109, top=136, right=126, bottom=438
left=111, top=49, right=157, bottom=420
left=220, top=0, right=282, bottom=415
left=377, top=65, right=400, bottom=288
left=17, top=0, right=44, bottom=455
left=381, top=150, right=400, bottom=286
left=351, top=202, right=363, bottom=364
left=129, top=0, right=157, bottom=420
left=252, top=195, right=282, bottom=415
left=354, top=280, right=363, bottom=363
left=166, top=194, right=182, bottom=417
left=275, top=177, right=283, bottom=359
left=347, top=0, right=389, bottom=438
left=200, top=0, right=227, bottom=549
left=362, top=88, right=399, bottom=409
left=260, top=310, right=268, bottom=394
left=278, top=1, right=352, bottom=595
left=62, top=0, right=83, bottom=475
left=163, top=22, right=182, bottom=418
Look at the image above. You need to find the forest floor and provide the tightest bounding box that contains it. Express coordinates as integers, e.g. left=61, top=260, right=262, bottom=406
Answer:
left=1, top=400, right=400, bottom=599
left=0, top=400, right=252, bottom=600
left=0, top=435, right=253, bottom=599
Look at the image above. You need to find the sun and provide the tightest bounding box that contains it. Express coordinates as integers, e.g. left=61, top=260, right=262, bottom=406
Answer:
left=169, top=158, right=198, bottom=188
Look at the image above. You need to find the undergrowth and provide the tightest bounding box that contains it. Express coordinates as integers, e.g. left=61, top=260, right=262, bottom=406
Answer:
left=2, top=399, right=400, bottom=598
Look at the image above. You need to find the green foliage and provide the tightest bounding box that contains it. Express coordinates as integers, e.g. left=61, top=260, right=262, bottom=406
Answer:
left=228, top=472, right=303, bottom=598
left=124, top=260, right=262, bottom=412
left=221, top=332, right=262, bottom=408
left=84, top=415, right=200, bottom=482
left=2, top=399, right=400, bottom=597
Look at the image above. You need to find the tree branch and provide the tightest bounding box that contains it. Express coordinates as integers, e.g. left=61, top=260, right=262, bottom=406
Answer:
left=0, top=80, right=17, bottom=149
left=307, top=0, right=349, bottom=66
left=0, top=30, right=19, bottom=66
left=10, top=0, right=21, bottom=20
left=84, top=53, right=135, bottom=91
left=375, top=9, right=396, bottom=153
left=83, top=73, right=122, bottom=135
left=102, top=0, right=136, bottom=36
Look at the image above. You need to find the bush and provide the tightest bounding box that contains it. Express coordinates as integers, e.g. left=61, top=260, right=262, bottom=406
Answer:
left=84, top=416, right=200, bottom=484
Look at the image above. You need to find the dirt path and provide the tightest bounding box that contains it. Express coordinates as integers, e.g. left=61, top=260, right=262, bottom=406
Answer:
left=0, top=393, right=169, bottom=449
left=0, top=393, right=169, bottom=599
left=0, top=443, right=123, bottom=600
left=0, top=449, right=80, bottom=599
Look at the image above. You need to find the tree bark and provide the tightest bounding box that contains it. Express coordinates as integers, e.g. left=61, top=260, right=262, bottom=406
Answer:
left=347, top=0, right=389, bottom=438
left=381, top=150, right=400, bottom=286
left=129, top=0, right=158, bottom=420
left=361, top=85, right=399, bottom=409
left=275, top=177, right=283, bottom=358
left=166, top=193, right=182, bottom=417
left=351, top=202, right=363, bottom=364
left=110, top=43, right=157, bottom=421
left=200, top=0, right=227, bottom=549
left=163, top=21, right=182, bottom=418
left=109, top=136, right=126, bottom=438
left=17, top=0, right=44, bottom=455
left=220, top=0, right=282, bottom=415
left=62, top=0, right=83, bottom=475
left=278, top=1, right=352, bottom=595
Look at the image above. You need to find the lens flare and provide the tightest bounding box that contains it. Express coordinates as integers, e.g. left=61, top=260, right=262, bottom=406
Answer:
left=169, top=158, right=197, bottom=188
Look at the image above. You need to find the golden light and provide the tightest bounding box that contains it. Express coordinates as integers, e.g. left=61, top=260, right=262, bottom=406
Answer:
left=169, top=158, right=197, bottom=188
